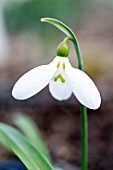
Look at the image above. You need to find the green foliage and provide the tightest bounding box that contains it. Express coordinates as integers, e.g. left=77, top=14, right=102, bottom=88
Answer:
left=0, top=123, right=54, bottom=170
left=13, top=114, right=52, bottom=162
left=4, top=0, right=93, bottom=34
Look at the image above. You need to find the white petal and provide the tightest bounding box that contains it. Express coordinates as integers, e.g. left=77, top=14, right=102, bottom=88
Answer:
left=65, top=64, right=101, bottom=109
left=49, top=70, right=72, bottom=101
left=12, top=57, right=59, bottom=100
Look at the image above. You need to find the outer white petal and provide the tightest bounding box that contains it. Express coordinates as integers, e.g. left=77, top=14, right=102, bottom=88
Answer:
left=12, top=57, right=59, bottom=100
left=65, top=63, right=101, bottom=109
left=49, top=71, right=72, bottom=101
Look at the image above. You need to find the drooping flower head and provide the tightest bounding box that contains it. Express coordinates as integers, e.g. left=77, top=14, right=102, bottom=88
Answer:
left=12, top=39, right=101, bottom=110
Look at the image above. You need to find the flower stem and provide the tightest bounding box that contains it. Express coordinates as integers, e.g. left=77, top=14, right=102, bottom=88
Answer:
left=80, top=105, right=88, bottom=170
left=72, top=36, right=88, bottom=170
left=41, top=17, right=88, bottom=170
left=72, top=38, right=83, bottom=70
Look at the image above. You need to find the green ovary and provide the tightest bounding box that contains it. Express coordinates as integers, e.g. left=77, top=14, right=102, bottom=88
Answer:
left=54, top=73, right=65, bottom=83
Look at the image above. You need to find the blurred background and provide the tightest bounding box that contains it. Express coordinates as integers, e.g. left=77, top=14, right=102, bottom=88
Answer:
left=0, top=0, right=113, bottom=170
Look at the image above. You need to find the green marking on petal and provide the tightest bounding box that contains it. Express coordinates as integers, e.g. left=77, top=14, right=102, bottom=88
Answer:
left=62, top=63, right=65, bottom=70
left=54, top=74, right=65, bottom=83
left=57, top=62, right=60, bottom=68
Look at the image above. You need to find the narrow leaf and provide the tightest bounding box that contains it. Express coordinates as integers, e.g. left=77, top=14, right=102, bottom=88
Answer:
left=13, top=114, right=51, bottom=162
left=0, top=123, right=54, bottom=170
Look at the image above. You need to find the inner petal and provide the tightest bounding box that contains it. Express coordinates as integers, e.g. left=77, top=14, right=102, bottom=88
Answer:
left=49, top=68, right=72, bottom=101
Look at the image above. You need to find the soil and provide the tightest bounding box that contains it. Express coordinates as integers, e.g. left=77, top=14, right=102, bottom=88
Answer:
left=0, top=159, right=27, bottom=170
left=0, top=28, right=113, bottom=169
left=0, top=74, right=113, bottom=170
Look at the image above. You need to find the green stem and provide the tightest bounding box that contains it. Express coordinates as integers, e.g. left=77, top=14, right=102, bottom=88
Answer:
left=72, top=36, right=88, bottom=170
left=80, top=105, right=88, bottom=170
left=41, top=17, right=88, bottom=170
left=72, top=38, right=83, bottom=70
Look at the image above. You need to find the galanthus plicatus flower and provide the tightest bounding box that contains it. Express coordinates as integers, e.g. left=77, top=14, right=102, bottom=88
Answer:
left=12, top=56, right=101, bottom=110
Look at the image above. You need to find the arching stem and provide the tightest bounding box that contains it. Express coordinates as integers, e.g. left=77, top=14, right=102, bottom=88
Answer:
left=41, top=17, right=88, bottom=170
left=70, top=35, right=88, bottom=170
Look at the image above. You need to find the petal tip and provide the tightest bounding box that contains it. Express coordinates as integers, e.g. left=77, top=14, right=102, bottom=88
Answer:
left=12, top=86, right=27, bottom=100
left=12, top=89, right=20, bottom=100
left=88, top=95, right=101, bottom=110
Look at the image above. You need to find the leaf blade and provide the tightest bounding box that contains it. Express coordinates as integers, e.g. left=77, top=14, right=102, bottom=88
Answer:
left=13, top=114, right=51, bottom=162
left=0, top=123, right=54, bottom=170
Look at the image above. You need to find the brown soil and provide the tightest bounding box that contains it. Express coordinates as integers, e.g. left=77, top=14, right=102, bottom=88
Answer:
left=0, top=77, right=113, bottom=170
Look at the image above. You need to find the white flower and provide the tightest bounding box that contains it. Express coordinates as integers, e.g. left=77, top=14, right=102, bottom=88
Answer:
left=12, top=56, right=101, bottom=110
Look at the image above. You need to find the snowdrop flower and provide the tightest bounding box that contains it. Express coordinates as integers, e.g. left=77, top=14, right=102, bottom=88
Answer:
left=12, top=40, right=101, bottom=110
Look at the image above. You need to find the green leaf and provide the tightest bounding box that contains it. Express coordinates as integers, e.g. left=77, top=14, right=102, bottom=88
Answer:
left=13, top=114, right=51, bottom=162
left=0, top=123, right=54, bottom=170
